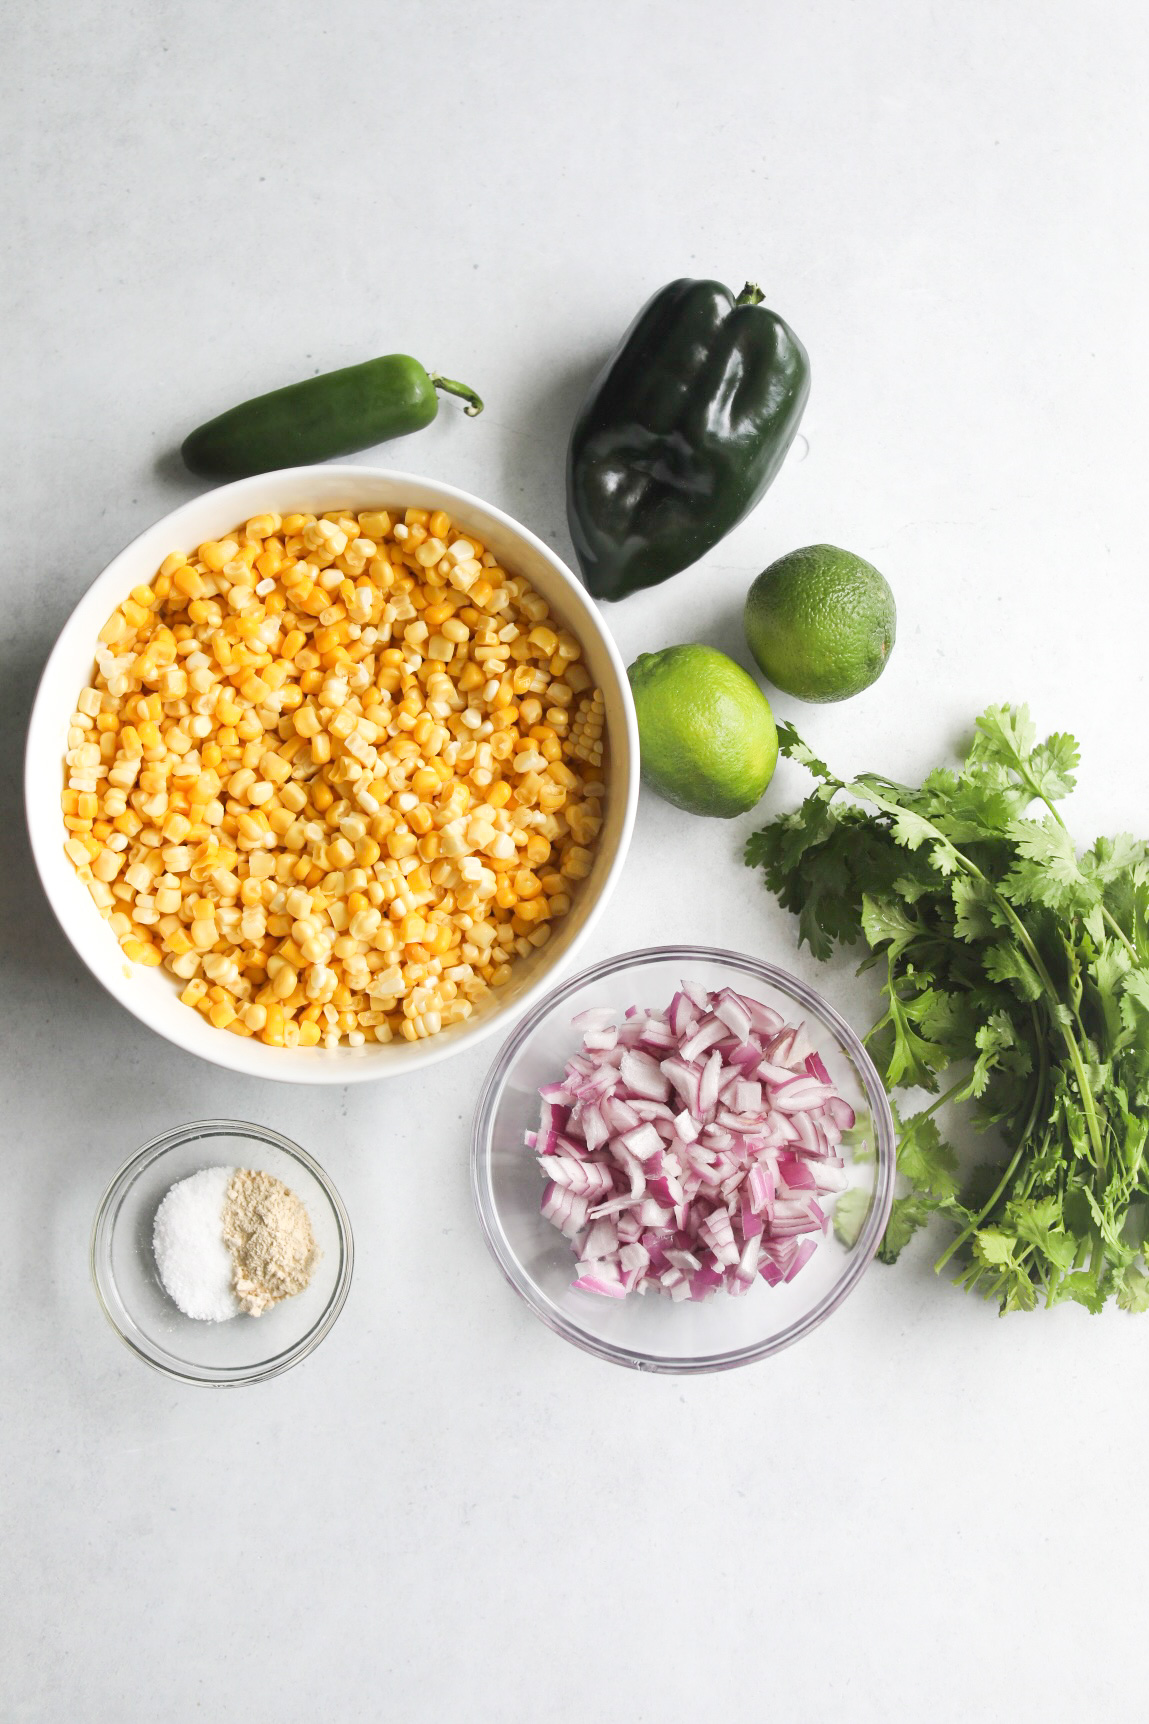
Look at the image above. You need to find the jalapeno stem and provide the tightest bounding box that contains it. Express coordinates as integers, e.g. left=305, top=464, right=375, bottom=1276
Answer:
left=735, top=283, right=765, bottom=306
left=429, top=374, right=485, bottom=416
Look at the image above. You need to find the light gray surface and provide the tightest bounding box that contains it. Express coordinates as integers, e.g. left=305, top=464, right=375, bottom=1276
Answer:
left=4, top=2, right=1148, bottom=1718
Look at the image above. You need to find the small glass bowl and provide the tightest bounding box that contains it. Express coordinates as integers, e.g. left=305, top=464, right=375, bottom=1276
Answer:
left=91, top=1119, right=353, bottom=1386
left=471, top=946, right=896, bottom=1374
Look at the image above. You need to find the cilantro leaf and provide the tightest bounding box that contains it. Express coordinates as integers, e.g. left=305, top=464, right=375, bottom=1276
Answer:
left=744, top=701, right=1149, bottom=1317
left=860, top=895, right=921, bottom=963
left=877, top=1193, right=939, bottom=1264
left=1115, top=1267, right=1149, bottom=1313
left=970, top=703, right=1037, bottom=775
left=867, top=976, right=947, bottom=1090
left=1119, top=968, right=1149, bottom=1040
left=1006, top=1196, right=1076, bottom=1273
left=832, top=1186, right=871, bottom=1249
left=973, top=1226, right=1015, bottom=1266
left=895, top=1108, right=959, bottom=1199
left=890, top=807, right=941, bottom=854
left=744, top=796, right=904, bottom=960
left=951, top=875, right=1000, bottom=942
left=774, top=720, right=833, bottom=781
left=1056, top=1270, right=1108, bottom=1315
left=965, top=1009, right=1030, bottom=1100
left=969, top=704, right=1078, bottom=807
left=1026, top=732, right=1080, bottom=804
left=982, top=940, right=1045, bottom=1002
left=1002, top=819, right=1099, bottom=919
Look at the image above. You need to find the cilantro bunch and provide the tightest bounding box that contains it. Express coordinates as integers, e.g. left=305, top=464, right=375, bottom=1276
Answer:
left=745, top=705, right=1149, bottom=1314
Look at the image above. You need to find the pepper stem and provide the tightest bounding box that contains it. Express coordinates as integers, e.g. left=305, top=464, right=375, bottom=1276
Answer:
left=429, top=373, right=484, bottom=416
left=735, top=282, right=765, bottom=306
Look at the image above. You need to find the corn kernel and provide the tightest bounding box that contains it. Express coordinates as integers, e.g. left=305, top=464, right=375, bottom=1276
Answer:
left=63, top=502, right=607, bottom=1049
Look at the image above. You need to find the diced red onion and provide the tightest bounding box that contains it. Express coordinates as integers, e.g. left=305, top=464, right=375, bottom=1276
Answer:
left=540, top=1180, right=589, bottom=1238
left=785, top=1239, right=818, bottom=1281
left=669, top=991, right=696, bottom=1037
left=765, top=1028, right=797, bottom=1066
left=581, top=1216, right=619, bottom=1259
left=619, top=1049, right=672, bottom=1101
left=537, top=1155, right=615, bottom=1199
left=740, top=1186, right=764, bottom=1241
left=788, top=1024, right=815, bottom=1064
left=617, top=1121, right=662, bottom=1161
left=679, top=1016, right=727, bottom=1063
left=572, top=1261, right=627, bottom=1298
left=713, top=990, right=754, bottom=1043
left=729, top=991, right=783, bottom=1036
left=535, top=983, right=858, bottom=1301
left=697, top=1049, right=722, bottom=1118
left=628, top=1098, right=676, bottom=1122
left=639, top=1022, right=677, bottom=1050
left=827, top=1096, right=856, bottom=1131
left=638, top=1198, right=673, bottom=1227
left=588, top=1193, right=638, bottom=1220
left=771, top=1076, right=836, bottom=1113
left=661, top=1057, right=702, bottom=1115
left=581, top=1104, right=609, bottom=1151
left=601, top=1096, right=641, bottom=1135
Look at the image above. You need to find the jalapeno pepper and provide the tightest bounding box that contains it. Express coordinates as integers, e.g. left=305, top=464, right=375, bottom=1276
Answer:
left=181, top=355, right=484, bottom=479
left=566, top=280, right=810, bottom=601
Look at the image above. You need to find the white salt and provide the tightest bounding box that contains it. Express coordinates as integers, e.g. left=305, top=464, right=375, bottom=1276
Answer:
left=152, top=1166, right=240, bottom=1321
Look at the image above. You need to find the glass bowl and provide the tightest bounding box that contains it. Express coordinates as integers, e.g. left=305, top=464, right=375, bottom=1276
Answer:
left=471, top=946, right=895, bottom=1373
left=91, top=1119, right=353, bottom=1385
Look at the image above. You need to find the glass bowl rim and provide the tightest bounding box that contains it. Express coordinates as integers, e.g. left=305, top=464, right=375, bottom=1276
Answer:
left=470, top=943, right=896, bottom=1374
left=90, top=1116, right=354, bottom=1386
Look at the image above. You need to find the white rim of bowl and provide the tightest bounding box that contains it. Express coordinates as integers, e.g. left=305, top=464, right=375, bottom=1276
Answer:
left=90, top=1117, right=354, bottom=1386
left=470, top=944, right=897, bottom=1374
left=27, top=466, right=639, bottom=1083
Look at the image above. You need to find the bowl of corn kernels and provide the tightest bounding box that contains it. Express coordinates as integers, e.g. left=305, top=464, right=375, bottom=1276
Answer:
left=26, top=467, right=639, bottom=1082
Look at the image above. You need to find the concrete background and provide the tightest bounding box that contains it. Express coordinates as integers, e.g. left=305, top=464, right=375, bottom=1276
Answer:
left=4, top=2, right=1148, bottom=1718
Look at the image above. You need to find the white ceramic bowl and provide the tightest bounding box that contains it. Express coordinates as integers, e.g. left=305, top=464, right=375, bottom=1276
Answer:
left=26, top=466, right=638, bottom=1083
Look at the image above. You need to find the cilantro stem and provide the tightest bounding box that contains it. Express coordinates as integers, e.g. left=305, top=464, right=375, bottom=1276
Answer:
left=978, top=883, right=1106, bottom=1170
left=1031, top=785, right=1068, bottom=828
left=859, top=785, right=1107, bottom=1171
left=934, top=1142, right=1024, bottom=1274
left=976, top=1242, right=1035, bottom=1307
left=934, top=1004, right=1049, bottom=1274
left=1023, top=1003, right=1051, bottom=1142
left=915, top=1077, right=967, bottom=1121
left=1101, top=904, right=1139, bottom=962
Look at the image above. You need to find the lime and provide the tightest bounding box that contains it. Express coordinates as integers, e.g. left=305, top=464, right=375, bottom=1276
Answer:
left=627, top=644, right=778, bottom=818
left=744, top=544, right=896, bottom=703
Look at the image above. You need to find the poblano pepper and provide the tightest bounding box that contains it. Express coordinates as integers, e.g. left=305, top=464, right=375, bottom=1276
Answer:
left=566, top=279, right=810, bottom=601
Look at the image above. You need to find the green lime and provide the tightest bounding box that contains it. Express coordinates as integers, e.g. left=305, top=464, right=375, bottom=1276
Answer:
left=744, top=544, right=896, bottom=703
left=627, top=644, right=778, bottom=818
